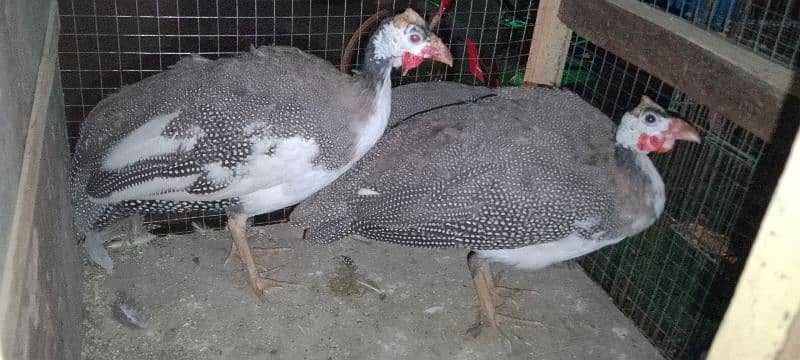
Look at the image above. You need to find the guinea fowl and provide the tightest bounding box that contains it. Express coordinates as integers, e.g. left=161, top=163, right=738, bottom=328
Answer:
left=69, top=8, right=452, bottom=298
left=290, top=85, right=700, bottom=332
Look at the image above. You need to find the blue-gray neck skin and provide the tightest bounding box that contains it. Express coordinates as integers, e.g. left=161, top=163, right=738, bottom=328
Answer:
left=362, top=22, right=394, bottom=89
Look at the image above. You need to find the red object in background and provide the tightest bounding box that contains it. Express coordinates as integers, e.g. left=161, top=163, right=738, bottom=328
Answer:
left=489, top=64, right=500, bottom=88
left=466, top=37, right=486, bottom=84
left=428, top=0, right=454, bottom=29
left=437, top=0, right=453, bottom=14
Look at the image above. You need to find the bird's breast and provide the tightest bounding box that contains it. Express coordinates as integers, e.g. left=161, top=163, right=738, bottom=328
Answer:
left=477, top=232, right=624, bottom=270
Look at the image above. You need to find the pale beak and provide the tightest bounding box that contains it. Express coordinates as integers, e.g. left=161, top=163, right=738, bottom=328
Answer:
left=667, top=118, right=701, bottom=143
left=421, top=35, right=453, bottom=67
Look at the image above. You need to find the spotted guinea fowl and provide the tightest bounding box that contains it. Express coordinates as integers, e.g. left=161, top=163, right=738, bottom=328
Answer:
left=290, top=85, right=700, bottom=332
left=69, top=8, right=452, bottom=298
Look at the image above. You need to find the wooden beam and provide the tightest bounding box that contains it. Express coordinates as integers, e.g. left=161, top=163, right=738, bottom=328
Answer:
left=0, top=2, right=59, bottom=358
left=778, top=313, right=800, bottom=360
left=524, top=0, right=573, bottom=86
left=558, top=0, right=797, bottom=142
left=706, top=128, right=800, bottom=359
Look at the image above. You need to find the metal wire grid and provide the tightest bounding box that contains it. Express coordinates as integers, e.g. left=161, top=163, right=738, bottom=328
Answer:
left=389, top=0, right=538, bottom=87
left=564, top=34, right=767, bottom=359
left=53, top=1, right=777, bottom=357
left=57, top=0, right=538, bottom=233
left=637, top=0, right=800, bottom=69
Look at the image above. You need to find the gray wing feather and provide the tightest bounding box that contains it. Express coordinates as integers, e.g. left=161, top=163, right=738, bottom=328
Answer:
left=75, top=46, right=367, bottom=201
left=71, top=46, right=369, bottom=233
left=76, top=46, right=362, bottom=166
left=292, top=86, right=619, bottom=248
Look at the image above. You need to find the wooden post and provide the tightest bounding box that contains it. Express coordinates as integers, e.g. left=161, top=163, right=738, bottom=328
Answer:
left=707, top=128, right=800, bottom=359
left=523, top=0, right=572, bottom=86
left=0, top=2, right=67, bottom=359
left=557, top=0, right=797, bottom=141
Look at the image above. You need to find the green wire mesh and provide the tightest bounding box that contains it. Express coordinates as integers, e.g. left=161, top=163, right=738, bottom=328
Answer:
left=563, top=34, right=768, bottom=359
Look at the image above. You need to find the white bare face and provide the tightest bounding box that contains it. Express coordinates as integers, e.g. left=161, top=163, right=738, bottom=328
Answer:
left=369, top=9, right=452, bottom=72
left=373, top=22, right=431, bottom=65
left=616, top=105, right=700, bottom=154
left=617, top=109, right=669, bottom=146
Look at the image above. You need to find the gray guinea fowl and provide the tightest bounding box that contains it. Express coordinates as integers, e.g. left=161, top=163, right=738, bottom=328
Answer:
left=290, top=83, right=700, bottom=332
left=68, top=8, right=453, bottom=298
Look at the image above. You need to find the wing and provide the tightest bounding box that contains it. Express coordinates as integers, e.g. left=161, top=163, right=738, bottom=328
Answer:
left=347, top=147, right=617, bottom=250
left=295, top=90, right=620, bottom=247
left=309, top=155, right=614, bottom=250
left=74, top=46, right=368, bottom=204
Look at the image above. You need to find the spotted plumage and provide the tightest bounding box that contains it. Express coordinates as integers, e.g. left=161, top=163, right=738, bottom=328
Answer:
left=291, top=84, right=700, bottom=270
left=70, top=46, right=374, bottom=233
left=69, top=9, right=453, bottom=298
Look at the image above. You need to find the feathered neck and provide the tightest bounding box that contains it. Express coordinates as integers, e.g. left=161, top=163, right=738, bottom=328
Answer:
left=614, top=145, right=666, bottom=218
left=362, top=21, right=396, bottom=88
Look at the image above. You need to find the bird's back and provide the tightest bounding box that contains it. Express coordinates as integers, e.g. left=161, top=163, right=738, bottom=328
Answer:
left=388, top=81, right=496, bottom=127
left=292, top=86, right=631, bottom=249
left=73, top=46, right=367, bottom=168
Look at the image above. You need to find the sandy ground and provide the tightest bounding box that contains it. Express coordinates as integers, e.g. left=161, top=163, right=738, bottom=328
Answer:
left=81, top=223, right=663, bottom=360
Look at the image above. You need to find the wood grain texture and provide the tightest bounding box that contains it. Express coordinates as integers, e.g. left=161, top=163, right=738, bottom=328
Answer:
left=524, top=0, right=572, bottom=86
left=0, top=2, right=81, bottom=359
left=559, top=0, right=797, bottom=141
left=707, top=127, right=800, bottom=359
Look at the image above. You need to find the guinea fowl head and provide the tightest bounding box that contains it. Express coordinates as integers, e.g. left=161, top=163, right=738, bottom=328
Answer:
left=368, top=8, right=453, bottom=76
left=616, top=96, right=701, bottom=154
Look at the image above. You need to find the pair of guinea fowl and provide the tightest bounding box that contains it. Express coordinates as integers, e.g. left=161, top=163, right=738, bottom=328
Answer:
left=69, top=9, right=700, bottom=332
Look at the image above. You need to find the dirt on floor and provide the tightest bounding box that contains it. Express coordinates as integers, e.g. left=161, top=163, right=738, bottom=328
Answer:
left=81, top=223, right=663, bottom=360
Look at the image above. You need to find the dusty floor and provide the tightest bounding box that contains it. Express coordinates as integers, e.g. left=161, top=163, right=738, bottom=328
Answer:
left=82, top=223, right=663, bottom=360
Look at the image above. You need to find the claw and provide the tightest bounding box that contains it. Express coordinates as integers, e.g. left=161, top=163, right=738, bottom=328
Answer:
left=226, top=213, right=301, bottom=299
left=252, top=277, right=299, bottom=298
left=466, top=251, right=543, bottom=339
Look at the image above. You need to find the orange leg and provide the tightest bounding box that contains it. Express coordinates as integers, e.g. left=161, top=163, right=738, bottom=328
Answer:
left=466, top=251, right=543, bottom=338
left=226, top=213, right=295, bottom=298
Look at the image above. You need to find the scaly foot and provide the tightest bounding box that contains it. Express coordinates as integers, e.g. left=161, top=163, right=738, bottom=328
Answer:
left=226, top=213, right=299, bottom=299
left=466, top=251, right=544, bottom=339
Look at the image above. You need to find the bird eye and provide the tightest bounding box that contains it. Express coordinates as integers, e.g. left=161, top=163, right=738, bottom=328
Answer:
left=410, top=34, right=421, bottom=43
left=644, top=114, right=657, bottom=124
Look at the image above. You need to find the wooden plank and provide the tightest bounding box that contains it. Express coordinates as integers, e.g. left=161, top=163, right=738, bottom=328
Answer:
left=778, top=312, right=800, bottom=360
left=0, top=2, right=59, bottom=357
left=558, top=0, right=797, bottom=142
left=523, top=0, right=572, bottom=86
left=706, top=128, right=800, bottom=359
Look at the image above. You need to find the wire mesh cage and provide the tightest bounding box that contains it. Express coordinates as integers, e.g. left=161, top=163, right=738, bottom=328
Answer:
left=57, top=1, right=782, bottom=359
left=57, top=0, right=539, bottom=233
left=637, top=0, right=800, bottom=69
left=563, top=34, right=769, bottom=359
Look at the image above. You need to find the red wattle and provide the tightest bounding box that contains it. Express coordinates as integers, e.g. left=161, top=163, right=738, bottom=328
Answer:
left=637, top=134, right=665, bottom=152
left=402, top=52, right=425, bottom=74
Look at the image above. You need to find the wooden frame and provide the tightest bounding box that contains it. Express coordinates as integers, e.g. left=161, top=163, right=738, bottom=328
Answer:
left=706, top=127, right=800, bottom=359
left=524, top=0, right=800, bottom=356
left=0, top=2, right=60, bottom=358
left=523, top=0, right=572, bottom=87
left=524, top=0, right=798, bottom=142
